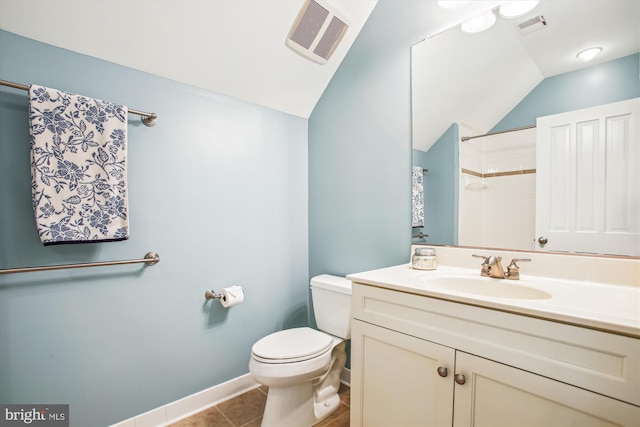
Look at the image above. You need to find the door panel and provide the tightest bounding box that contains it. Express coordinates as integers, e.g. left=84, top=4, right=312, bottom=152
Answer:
left=536, top=98, right=639, bottom=255
left=453, top=352, right=640, bottom=427
left=350, top=320, right=455, bottom=427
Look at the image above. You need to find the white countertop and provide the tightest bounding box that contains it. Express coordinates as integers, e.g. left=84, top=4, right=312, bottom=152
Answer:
left=347, top=263, right=640, bottom=338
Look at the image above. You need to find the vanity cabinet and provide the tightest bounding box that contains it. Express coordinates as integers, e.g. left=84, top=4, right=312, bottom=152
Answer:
left=350, top=283, right=640, bottom=427
left=351, top=319, right=455, bottom=426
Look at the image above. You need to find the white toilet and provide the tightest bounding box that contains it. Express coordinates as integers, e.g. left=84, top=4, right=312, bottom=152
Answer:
left=249, top=274, right=352, bottom=427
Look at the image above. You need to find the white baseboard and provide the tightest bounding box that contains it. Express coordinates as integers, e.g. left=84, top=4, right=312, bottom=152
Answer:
left=110, top=374, right=260, bottom=427
left=111, top=367, right=351, bottom=427
left=340, top=366, right=351, bottom=387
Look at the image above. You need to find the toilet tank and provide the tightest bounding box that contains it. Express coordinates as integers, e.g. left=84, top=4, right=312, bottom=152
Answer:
left=310, top=274, right=352, bottom=339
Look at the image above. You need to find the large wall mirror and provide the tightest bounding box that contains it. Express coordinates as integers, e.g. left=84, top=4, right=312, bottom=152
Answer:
left=411, top=0, right=639, bottom=257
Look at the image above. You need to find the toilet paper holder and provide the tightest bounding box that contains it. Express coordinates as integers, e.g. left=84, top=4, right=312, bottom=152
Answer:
left=204, top=286, right=244, bottom=308
left=204, top=289, right=222, bottom=300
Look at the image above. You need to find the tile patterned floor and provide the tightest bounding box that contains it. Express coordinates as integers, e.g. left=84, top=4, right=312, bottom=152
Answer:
left=167, top=384, right=350, bottom=427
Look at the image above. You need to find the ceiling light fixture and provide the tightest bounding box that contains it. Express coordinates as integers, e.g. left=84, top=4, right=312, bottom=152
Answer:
left=576, top=47, right=603, bottom=62
left=437, top=0, right=469, bottom=9
left=461, top=11, right=496, bottom=34
left=499, top=1, right=539, bottom=19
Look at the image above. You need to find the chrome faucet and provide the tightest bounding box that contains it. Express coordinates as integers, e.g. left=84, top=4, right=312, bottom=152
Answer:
left=487, top=256, right=506, bottom=278
left=504, top=258, right=531, bottom=280
left=472, top=255, right=531, bottom=280
left=472, top=254, right=493, bottom=277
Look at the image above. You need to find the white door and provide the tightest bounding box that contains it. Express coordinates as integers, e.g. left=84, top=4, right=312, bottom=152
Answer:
left=536, top=98, right=639, bottom=256
left=453, top=351, right=640, bottom=427
left=350, top=319, right=455, bottom=427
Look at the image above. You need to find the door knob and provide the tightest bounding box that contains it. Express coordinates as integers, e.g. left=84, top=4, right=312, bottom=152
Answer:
left=537, top=236, right=548, bottom=246
left=454, top=374, right=466, bottom=385
left=437, top=367, right=448, bottom=377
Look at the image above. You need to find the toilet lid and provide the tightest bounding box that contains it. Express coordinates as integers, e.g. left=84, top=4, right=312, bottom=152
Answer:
left=252, top=327, right=333, bottom=363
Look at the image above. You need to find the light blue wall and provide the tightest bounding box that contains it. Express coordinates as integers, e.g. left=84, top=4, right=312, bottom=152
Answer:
left=308, top=0, right=429, bottom=278
left=492, top=53, right=640, bottom=132
left=412, top=148, right=429, bottom=171
left=0, top=30, right=309, bottom=427
left=413, top=124, right=459, bottom=245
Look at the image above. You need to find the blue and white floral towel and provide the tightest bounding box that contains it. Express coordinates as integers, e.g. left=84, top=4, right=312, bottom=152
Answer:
left=412, top=166, right=424, bottom=228
left=28, top=85, right=129, bottom=245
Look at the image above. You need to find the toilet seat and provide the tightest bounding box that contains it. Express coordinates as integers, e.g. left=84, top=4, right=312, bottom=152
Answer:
left=251, top=327, right=333, bottom=364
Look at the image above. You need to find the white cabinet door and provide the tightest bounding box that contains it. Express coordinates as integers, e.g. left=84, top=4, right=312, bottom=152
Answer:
left=453, top=351, right=640, bottom=427
left=350, top=319, right=455, bottom=427
left=536, top=98, right=639, bottom=256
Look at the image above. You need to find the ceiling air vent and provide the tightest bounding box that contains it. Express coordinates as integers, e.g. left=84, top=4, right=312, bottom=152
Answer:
left=286, top=0, right=350, bottom=64
left=517, top=15, right=547, bottom=34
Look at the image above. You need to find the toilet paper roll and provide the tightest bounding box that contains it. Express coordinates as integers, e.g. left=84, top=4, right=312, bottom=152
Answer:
left=220, top=285, right=244, bottom=308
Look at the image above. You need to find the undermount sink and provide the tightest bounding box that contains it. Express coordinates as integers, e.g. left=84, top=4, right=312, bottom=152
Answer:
left=416, top=275, right=552, bottom=300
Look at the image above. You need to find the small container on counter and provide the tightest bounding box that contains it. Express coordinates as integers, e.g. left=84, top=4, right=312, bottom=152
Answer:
left=412, top=247, right=437, bottom=270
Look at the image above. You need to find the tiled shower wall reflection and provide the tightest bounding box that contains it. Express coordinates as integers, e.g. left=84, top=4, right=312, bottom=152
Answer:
left=458, top=126, right=536, bottom=250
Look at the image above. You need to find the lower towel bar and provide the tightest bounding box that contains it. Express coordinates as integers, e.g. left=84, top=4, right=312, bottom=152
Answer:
left=0, top=252, right=160, bottom=275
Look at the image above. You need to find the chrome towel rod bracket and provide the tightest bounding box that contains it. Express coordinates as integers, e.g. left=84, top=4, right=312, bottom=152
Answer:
left=0, top=78, right=158, bottom=127
left=0, top=252, right=160, bottom=275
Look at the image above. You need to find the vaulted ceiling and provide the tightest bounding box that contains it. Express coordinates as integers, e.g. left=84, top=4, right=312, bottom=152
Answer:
left=1, top=0, right=637, bottom=128
left=0, top=0, right=377, bottom=118
left=412, top=0, right=640, bottom=151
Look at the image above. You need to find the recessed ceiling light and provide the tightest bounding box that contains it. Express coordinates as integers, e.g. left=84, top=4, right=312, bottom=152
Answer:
left=576, top=47, right=603, bottom=62
left=499, top=1, right=539, bottom=19
left=438, top=1, right=469, bottom=10
left=461, top=11, right=496, bottom=34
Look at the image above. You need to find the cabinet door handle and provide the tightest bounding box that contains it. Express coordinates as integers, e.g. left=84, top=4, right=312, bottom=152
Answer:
left=437, top=367, right=448, bottom=377
left=454, top=374, right=466, bottom=385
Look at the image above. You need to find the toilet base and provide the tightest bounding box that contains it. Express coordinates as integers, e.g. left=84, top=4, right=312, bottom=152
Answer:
left=259, top=342, right=346, bottom=427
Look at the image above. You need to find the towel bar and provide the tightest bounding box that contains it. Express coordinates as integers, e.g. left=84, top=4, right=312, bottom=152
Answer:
left=0, top=78, right=158, bottom=127
left=0, top=252, right=160, bottom=275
